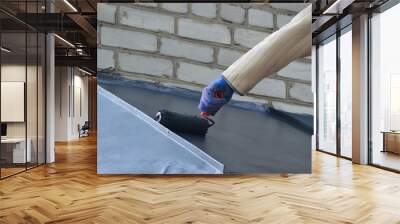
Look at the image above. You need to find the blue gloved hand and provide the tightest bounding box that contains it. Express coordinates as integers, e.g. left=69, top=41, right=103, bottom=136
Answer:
left=198, top=76, right=234, bottom=116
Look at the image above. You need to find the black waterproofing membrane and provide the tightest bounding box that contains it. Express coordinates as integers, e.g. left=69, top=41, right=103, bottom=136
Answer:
left=98, top=74, right=312, bottom=173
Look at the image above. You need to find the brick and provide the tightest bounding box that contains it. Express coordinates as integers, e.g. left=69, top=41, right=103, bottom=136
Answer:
left=164, top=81, right=203, bottom=92
left=100, top=26, right=157, bottom=52
left=232, top=94, right=268, bottom=104
left=249, top=78, right=286, bottom=99
left=97, top=4, right=116, bottom=23
left=277, top=61, right=311, bottom=82
left=97, top=49, right=114, bottom=69
left=118, top=52, right=173, bottom=77
left=220, top=4, right=245, bottom=24
left=119, top=6, right=174, bottom=33
left=161, top=3, right=188, bottom=13
left=160, top=38, right=214, bottom=63
left=289, top=83, right=313, bottom=103
left=217, top=48, right=244, bottom=67
left=277, top=14, right=292, bottom=28
left=134, top=3, right=158, bottom=8
left=191, top=3, right=217, bottom=18
left=177, top=62, right=223, bottom=85
left=248, top=9, right=273, bottom=28
left=272, top=101, right=313, bottom=115
left=271, top=3, right=306, bottom=13
left=178, top=18, right=230, bottom=44
left=234, top=28, right=269, bottom=48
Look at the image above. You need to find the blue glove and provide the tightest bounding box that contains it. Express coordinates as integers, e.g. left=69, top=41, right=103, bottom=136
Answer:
left=198, top=76, right=234, bottom=116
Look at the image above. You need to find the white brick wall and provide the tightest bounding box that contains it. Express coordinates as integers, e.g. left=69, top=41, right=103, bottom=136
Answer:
left=177, top=18, right=230, bottom=44
left=249, top=78, right=286, bottom=99
left=234, top=28, right=269, bottom=48
left=97, top=49, right=114, bottom=69
left=160, top=37, right=214, bottom=63
left=161, top=3, right=187, bottom=13
left=135, top=3, right=158, bottom=8
left=271, top=3, right=306, bottom=13
left=119, top=6, right=174, bottom=33
left=277, top=61, right=311, bottom=82
left=248, top=9, right=274, bottom=28
left=118, top=52, right=173, bottom=77
left=217, top=48, right=244, bottom=67
left=289, top=83, right=313, bottom=103
left=220, top=4, right=245, bottom=24
left=97, top=49, right=115, bottom=69
left=277, top=14, right=292, bottom=28
left=100, top=26, right=157, bottom=52
left=191, top=3, right=217, bottom=18
left=98, top=3, right=312, bottom=114
left=177, top=62, right=223, bottom=85
left=97, top=4, right=116, bottom=24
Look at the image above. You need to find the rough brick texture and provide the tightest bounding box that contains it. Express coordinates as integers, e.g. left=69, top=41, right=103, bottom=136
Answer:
left=97, top=49, right=114, bottom=69
left=160, top=37, right=214, bottom=63
left=191, top=3, right=217, bottom=18
left=177, top=18, right=230, bottom=44
left=118, top=52, right=173, bottom=77
left=248, top=9, right=274, bottom=28
left=98, top=3, right=312, bottom=114
left=289, top=83, right=313, bottom=103
left=220, top=4, right=245, bottom=24
left=97, top=4, right=116, bottom=24
left=119, top=6, right=174, bottom=33
left=161, top=3, right=187, bottom=13
left=135, top=3, right=158, bottom=8
left=249, top=78, right=286, bottom=99
left=234, top=28, right=269, bottom=48
left=277, top=61, right=311, bottom=82
left=217, top=48, right=244, bottom=67
left=100, top=26, right=157, bottom=52
left=277, top=14, right=292, bottom=28
left=177, top=62, right=223, bottom=86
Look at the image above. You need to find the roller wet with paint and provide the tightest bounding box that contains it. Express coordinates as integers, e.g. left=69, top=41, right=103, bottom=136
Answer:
left=155, top=109, right=215, bottom=135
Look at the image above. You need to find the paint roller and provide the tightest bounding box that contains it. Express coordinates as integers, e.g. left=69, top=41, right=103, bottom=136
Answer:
left=155, top=109, right=215, bottom=135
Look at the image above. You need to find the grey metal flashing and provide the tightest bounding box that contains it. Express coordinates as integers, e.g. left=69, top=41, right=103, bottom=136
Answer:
left=97, top=86, right=224, bottom=174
